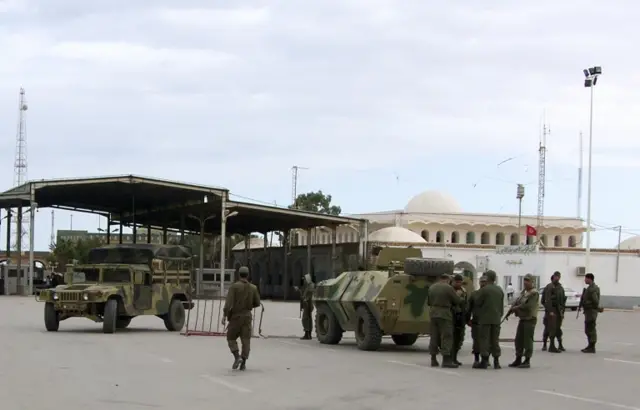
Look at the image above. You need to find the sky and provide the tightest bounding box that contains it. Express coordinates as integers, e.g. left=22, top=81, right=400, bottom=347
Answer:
left=0, top=0, right=638, bottom=251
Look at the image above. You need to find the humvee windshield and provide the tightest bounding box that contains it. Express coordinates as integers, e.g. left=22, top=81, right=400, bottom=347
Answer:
left=72, top=268, right=99, bottom=283
left=71, top=267, right=131, bottom=283
left=102, top=268, right=131, bottom=283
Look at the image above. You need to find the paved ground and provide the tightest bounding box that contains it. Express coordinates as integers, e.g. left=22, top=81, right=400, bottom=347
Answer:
left=2, top=297, right=640, bottom=410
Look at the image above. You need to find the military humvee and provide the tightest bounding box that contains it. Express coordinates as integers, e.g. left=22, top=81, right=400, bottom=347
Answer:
left=38, top=244, right=194, bottom=334
left=313, top=247, right=475, bottom=351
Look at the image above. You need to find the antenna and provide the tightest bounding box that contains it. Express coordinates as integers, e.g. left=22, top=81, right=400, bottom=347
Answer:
left=577, top=131, right=583, bottom=219
left=291, top=165, right=309, bottom=207
left=536, top=118, right=548, bottom=241
left=11, top=87, right=29, bottom=252
left=50, top=210, right=55, bottom=247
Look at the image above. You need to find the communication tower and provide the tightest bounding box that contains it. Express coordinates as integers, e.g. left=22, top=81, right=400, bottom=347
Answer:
left=291, top=165, right=308, bottom=207
left=11, top=87, right=29, bottom=251
left=536, top=122, right=549, bottom=242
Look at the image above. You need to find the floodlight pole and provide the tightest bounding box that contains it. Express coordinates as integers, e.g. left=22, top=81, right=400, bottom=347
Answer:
left=583, top=66, right=601, bottom=274
left=516, top=184, right=525, bottom=244
left=188, top=212, right=217, bottom=297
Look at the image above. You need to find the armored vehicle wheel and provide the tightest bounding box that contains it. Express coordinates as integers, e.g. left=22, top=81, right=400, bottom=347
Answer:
left=391, top=333, right=419, bottom=346
left=116, top=317, right=132, bottom=329
left=315, top=303, right=343, bottom=344
left=355, top=305, right=382, bottom=351
left=404, top=258, right=454, bottom=277
left=44, top=302, right=59, bottom=332
left=103, top=299, right=118, bottom=334
left=164, top=298, right=186, bottom=331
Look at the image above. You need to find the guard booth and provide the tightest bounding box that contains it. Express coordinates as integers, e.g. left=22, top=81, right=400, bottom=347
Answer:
left=0, top=264, right=28, bottom=295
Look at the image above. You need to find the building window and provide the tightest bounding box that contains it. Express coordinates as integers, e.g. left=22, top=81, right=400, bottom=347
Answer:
left=526, top=235, right=534, bottom=245
left=503, top=275, right=513, bottom=290
left=420, top=230, right=429, bottom=242
left=554, top=235, right=562, bottom=247
left=337, top=233, right=343, bottom=243
left=451, top=231, right=460, bottom=244
left=481, top=232, right=490, bottom=244
left=568, top=235, right=577, bottom=247
left=436, top=231, right=444, bottom=243
left=465, top=231, right=475, bottom=244
left=540, top=235, right=547, bottom=246
left=510, top=233, right=519, bottom=245
left=495, top=233, right=505, bottom=245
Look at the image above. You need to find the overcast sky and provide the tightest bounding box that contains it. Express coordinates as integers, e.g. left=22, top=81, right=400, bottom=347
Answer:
left=0, top=0, right=637, bottom=251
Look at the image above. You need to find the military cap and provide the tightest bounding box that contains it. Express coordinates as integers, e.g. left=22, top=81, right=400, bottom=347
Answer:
left=238, top=266, right=250, bottom=275
left=523, top=273, right=534, bottom=281
left=483, top=270, right=497, bottom=281
left=453, top=274, right=464, bottom=281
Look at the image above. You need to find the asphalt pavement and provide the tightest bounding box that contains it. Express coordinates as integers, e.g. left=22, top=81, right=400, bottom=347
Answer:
left=1, top=297, right=639, bottom=410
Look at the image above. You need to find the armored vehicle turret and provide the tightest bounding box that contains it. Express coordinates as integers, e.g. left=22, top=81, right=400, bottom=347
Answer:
left=313, top=247, right=474, bottom=351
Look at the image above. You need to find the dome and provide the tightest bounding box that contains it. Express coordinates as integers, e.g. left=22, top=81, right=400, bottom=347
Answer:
left=404, top=190, right=462, bottom=214
left=619, top=235, right=640, bottom=250
left=232, top=236, right=281, bottom=251
left=368, top=227, right=427, bottom=244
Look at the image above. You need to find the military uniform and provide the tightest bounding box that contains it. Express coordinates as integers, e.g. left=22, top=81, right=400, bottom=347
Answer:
left=473, top=270, right=504, bottom=369
left=427, top=276, right=463, bottom=368
left=581, top=279, right=601, bottom=353
left=467, top=277, right=487, bottom=366
left=223, top=267, right=261, bottom=370
left=542, top=274, right=566, bottom=352
left=451, top=274, right=468, bottom=366
left=509, top=274, right=539, bottom=368
left=298, top=274, right=315, bottom=340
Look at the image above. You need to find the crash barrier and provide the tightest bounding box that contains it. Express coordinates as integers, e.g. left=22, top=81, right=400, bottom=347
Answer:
left=182, top=296, right=266, bottom=338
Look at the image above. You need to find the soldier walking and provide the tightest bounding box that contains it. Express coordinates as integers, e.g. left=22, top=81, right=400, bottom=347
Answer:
left=428, top=273, right=464, bottom=368
left=467, top=275, right=487, bottom=367
left=295, top=274, right=315, bottom=340
left=508, top=274, right=540, bottom=368
left=542, top=271, right=566, bottom=352
left=451, top=274, right=468, bottom=366
left=473, top=270, right=504, bottom=369
left=580, top=273, right=602, bottom=353
left=222, top=266, right=261, bottom=370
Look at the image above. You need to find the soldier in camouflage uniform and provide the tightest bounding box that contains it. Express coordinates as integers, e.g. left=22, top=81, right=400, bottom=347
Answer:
left=473, top=270, right=504, bottom=369
left=223, top=266, right=261, bottom=370
left=508, top=274, right=539, bottom=368
left=542, top=271, right=565, bottom=353
left=295, top=274, right=315, bottom=340
left=580, top=273, right=602, bottom=353
left=467, top=275, right=487, bottom=366
left=451, top=274, right=468, bottom=366
left=428, top=273, right=464, bottom=368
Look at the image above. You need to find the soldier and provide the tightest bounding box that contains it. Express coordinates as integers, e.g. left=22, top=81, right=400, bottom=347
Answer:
left=295, top=273, right=315, bottom=340
left=580, top=273, right=602, bottom=353
left=451, top=274, right=468, bottom=366
left=473, top=270, right=504, bottom=369
left=428, top=273, right=463, bottom=368
left=222, top=266, right=261, bottom=370
left=508, top=274, right=540, bottom=368
left=542, top=271, right=565, bottom=353
left=467, top=275, right=487, bottom=367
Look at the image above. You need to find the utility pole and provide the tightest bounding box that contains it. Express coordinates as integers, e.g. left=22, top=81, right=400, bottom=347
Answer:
left=537, top=121, right=548, bottom=243
left=516, top=184, right=525, bottom=243
left=577, top=131, right=583, bottom=219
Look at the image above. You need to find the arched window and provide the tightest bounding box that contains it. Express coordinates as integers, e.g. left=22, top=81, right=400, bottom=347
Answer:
left=436, top=231, right=444, bottom=243
left=526, top=235, right=534, bottom=245
left=496, top=233, right=505, bottom=245
left=540, top=235, right=547, bottom=246
left=421, top=230, right=429, bottom=242
left=554, top=235, right=562, bottom=247
left=451, top=231, right=460, bottom=244
left=481, top=232, right=490, bottom=245
left=568, top=235, right=577, bottom=247
left=510, top=233, right=519, bottom=245
left=466, top=232, right=475, bottom=244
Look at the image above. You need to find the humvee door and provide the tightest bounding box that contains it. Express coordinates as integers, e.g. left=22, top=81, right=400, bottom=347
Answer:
left=133, top=270, right=153, bottom=310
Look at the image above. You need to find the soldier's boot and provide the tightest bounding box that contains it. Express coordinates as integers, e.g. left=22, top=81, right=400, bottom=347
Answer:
left=558, top=338, right=566, bottom=351
left=581, top=342, right=596, bottom=353
left=518, top=357, right=531, bottom=368
left=430, top=354, right=439, bottom=367
left=239, top=357, right=247, bottom=371
left=508, top=356, right=522, bottom=367
left=548, top=339, right=561, bottom=353
left=231, top=351, right=242, bottom=370
left=452, top=350, right=462, bottom=366
left=541, top=338, right=548, bottom=351
left=472, top=353, right=480, bottom=366
left=441, top=356, right=459, bottom=369
left=493, top=357, right=501, bottom=369
left=474, top=356, right=489, bottom=369
left=300, top=331, right=312, bottom=340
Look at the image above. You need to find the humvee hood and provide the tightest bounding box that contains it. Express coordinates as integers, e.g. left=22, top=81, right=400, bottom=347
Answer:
left=59, top=284, right=115, bottom=292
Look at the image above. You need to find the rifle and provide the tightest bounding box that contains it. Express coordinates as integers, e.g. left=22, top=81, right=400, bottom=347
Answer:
left=577, top=292, right=584, bottom=318
left=501, top=291, right=527, bottom=323
left=501, top=307, right=514, bottom=324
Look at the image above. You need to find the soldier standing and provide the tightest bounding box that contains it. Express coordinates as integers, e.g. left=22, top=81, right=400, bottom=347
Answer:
left=542, top=271, right=565, bottom=353
left=580, top=273, right=602, bottom=353
left=296, top=274, right=315, bottom=340
left=508, top=274, right=539, bottom=368
left=428, top=273, right=463, bottom=368
left=222, top=266, right=261, bottom=370
left=451, top=274, right=468, bottom=366
left=467, top=275, right=487, bottom=367
left=474, top=270, right=504, bottom=369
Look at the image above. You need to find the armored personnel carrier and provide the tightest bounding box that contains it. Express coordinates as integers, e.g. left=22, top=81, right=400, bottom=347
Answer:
left=313, top=247, right=474, bottom=351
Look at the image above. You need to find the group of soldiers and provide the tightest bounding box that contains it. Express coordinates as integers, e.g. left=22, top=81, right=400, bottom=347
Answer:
left=220, top=265, right=603, bottom=372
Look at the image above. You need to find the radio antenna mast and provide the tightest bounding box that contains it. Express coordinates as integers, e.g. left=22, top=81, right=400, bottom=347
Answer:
left=537, top=117, right=548, bottom=243
left=50, top=210, right=55, bottom=247
left=12, top=87, right=29, bottom=252
left=291, top=165, right=309, bottom=208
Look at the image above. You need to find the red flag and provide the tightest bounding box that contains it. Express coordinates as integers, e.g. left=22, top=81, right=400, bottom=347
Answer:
left=526, top=225, right=537, bottom=236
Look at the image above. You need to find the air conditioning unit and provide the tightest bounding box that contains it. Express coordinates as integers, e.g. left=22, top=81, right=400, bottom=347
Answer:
left=576, top=266, right=586, bottom=276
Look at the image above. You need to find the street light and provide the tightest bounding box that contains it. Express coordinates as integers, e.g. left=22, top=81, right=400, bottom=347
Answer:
left=583, top=65, right=602, bottom=274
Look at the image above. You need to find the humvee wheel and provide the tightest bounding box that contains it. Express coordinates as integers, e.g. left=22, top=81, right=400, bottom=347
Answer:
left=164, top=298, right=186, bottom=331
left=103, top=299, right=118, bottom=334
left=355, top=305, right=382, bottom=351
left=315, top=304, right=343, bottom=344
left=404, top=258, right=454, bottom=277
left=391, top=333, right=419, bottom=346
left=116, top=317, right=132, bottom=329
left=44, top=302, right=59, bottom=332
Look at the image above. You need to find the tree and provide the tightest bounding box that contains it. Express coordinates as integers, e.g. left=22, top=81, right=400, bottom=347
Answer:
left=48, top=237, right=105, bottom=268
left=289, top=190, right=342, bottom=215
